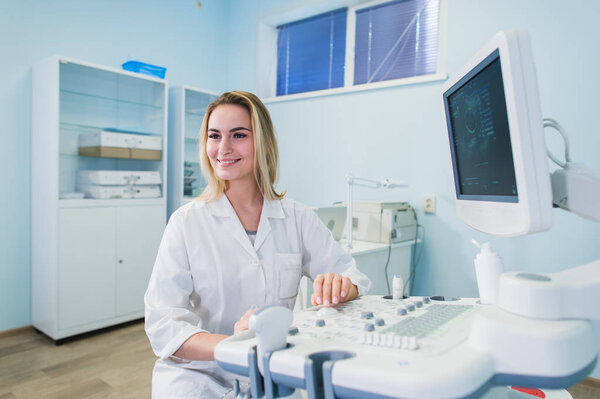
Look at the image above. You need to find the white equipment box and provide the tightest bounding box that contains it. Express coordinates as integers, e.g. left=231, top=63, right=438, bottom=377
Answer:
left=78, top=184, right=161, bottom=199
left=79, top=130, right=162, bottom=150
left=215, top=296, right=597, bottom=399
left=352, top=201, right=416, bottom=244
left=77, top=170, right=162, bottom=186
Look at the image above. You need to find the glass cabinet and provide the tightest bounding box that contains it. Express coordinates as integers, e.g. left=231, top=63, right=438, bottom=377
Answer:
left=32, top=56, right=167, bottom=341
left=167, top=86, right=218, bottom=217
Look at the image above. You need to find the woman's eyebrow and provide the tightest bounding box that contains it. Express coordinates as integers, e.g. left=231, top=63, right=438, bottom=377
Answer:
left=207, top=126, right=251, bottom=133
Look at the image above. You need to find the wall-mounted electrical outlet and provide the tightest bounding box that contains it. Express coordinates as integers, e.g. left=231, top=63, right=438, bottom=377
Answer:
left=424, top=195, right=436, bottom=214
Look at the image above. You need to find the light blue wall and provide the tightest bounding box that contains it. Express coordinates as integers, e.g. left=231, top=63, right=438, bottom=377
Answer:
left=0, top=0, right=231, bottom=331
left=227, top=0, right=600, bottom=377
left=1, top=0, right=599, bottom=380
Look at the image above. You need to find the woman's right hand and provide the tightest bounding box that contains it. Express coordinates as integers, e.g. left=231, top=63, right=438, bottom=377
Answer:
left=311, top=272, right=358, bottom=307
left=234, top=307, right=257, bottom=334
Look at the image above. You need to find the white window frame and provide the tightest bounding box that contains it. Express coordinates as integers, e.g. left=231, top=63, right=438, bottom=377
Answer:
left=256, top=0, right=448, bottom=103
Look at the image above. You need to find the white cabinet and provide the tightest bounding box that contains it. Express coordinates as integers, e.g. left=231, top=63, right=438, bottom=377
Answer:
left=56, top=205, right=164, bottom=331
left=115, top=205, right=165, bottom=316
left=167, top=86, right=218, bottom=218
left=32, top=55, right=168, bottom=341
left=58, top=207, right=116, bottom=330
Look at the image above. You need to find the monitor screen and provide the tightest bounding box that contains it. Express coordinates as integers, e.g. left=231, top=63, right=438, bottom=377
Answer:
left=442, top=30, right=552, bottom=236
left=446, top=50, right=517, bottom=202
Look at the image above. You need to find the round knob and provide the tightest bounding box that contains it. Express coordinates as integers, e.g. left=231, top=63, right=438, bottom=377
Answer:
left=361, top=311, right=374, bottom=320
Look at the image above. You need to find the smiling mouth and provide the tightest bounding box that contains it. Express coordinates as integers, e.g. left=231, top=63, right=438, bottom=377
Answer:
left=218, top=159, right=241, bottom=165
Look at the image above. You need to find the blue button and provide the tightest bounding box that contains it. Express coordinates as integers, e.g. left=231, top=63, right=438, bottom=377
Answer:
left=397, top=308, right=407, bottom=315
left=375, top=318, right=385, bottom=326
left=364, top=323, right=375, bottom=332
left=316, top=319, right=325, bottom=327
left=288, top=327, right=299, bottom=336
left=361, top=311, right=374, bottom=319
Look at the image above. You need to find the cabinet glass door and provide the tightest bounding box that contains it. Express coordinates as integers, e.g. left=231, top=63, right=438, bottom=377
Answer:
left=58, top=61, right=165, bottom=198
left=183, top=90, right=217, bottom=199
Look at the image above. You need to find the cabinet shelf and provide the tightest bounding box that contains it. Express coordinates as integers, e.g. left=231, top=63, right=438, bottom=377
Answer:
left=60, top=121, right=159, bottom=135
left=60, top=89, right=164, bottom=110
left=59, top=198, right=165, bottom=208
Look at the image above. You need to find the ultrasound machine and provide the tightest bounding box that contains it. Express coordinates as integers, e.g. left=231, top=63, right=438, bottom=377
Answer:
left=214, top=30, right=600, bottom=399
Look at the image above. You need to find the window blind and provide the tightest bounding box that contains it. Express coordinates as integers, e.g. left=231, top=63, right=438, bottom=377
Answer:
left=276, top=8, right=347, bottom=96
left=354, top=0, right=439, bottom=85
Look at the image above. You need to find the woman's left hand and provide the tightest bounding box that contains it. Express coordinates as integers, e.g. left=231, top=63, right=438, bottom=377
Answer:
left=310, top=272, right=358, bottom=307
left=234, top=307, right=257, bottom=334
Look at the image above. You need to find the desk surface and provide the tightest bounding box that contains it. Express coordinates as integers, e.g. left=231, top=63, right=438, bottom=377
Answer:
left=341, top=239, right=419, bottom=256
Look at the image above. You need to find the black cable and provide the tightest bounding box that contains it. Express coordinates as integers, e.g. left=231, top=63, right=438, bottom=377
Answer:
left=404, top=209, right=425, bottom=296
left=409, top=223, right=424, bottom=295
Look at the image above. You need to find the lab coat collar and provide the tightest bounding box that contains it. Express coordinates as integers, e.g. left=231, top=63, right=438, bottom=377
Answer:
left=254, top=197, right=285, bottom=250
left=261, top=196, right=286, bottom=219
left=207, top=194, right=286, bottom=254
left=206, top=194, right=234, bottom=217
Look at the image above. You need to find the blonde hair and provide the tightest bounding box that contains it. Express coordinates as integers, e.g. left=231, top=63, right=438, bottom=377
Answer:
left=198, top=91, right=284, bottom=202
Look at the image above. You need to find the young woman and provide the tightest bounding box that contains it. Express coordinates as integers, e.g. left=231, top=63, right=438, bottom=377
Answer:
left=144, top=91, right=371, bottom=398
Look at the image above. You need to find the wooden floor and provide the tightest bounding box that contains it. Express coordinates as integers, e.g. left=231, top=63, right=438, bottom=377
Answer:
left=0, top=322, right=154, bottom=398
left=0, top=321, right=598, bottom=398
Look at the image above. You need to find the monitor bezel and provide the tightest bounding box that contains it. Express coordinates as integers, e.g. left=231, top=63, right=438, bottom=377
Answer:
left=442, top=30, right=552, bottom=236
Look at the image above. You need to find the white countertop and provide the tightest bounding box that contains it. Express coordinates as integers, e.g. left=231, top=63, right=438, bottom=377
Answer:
left=340, top=239, right=420, bottom=256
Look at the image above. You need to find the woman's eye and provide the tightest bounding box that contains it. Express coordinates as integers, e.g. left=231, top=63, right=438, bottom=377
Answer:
left=208, top=133, right=220, bottom=139
left=233, top=133, right=247, bottom=139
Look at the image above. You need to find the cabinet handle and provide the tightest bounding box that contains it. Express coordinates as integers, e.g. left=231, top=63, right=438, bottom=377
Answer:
left=118, top=259, right=123, bottom=264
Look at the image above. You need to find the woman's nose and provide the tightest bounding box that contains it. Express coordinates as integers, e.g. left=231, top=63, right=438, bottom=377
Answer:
left=219, top=136, right=232, bottom=154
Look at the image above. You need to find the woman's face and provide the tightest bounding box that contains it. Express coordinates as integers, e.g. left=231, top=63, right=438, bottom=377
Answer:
left=206, top=104, right=255, bottom=185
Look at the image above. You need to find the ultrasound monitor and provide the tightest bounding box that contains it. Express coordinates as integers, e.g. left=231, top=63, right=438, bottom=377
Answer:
left=443, top=30, right=553, bottom=236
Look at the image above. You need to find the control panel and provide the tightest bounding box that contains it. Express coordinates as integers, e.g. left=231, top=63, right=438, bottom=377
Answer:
left=215, top=296, right=597, bottom=399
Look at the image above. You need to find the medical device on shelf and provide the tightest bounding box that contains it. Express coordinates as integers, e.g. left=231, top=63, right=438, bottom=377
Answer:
left=77, top=170, right=162, bottom=186
left=76, top=170, right=162, bottom=199
left=214, top=29, right=600, bottom=399
left=79, top=129, right=162, bottom=160
left=345, top=174, right=407, bottom=249
left=351, top=201, right=416, bottom=244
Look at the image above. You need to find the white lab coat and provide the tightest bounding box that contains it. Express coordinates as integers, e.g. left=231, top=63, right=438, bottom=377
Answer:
left=144, top=194, right=371, bottom=398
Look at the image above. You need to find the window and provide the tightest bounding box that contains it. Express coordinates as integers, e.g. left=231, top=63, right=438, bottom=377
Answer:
left=276, top=9, right=347, bottom=96
left=258, top=0, right=445, bottom=100
left=353, top=0, right=439, bottom=85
